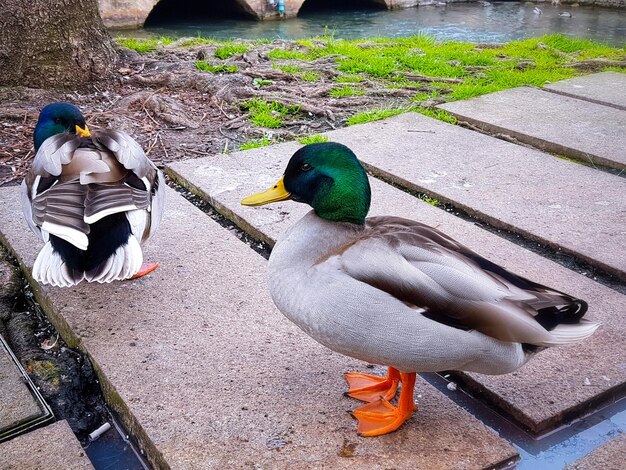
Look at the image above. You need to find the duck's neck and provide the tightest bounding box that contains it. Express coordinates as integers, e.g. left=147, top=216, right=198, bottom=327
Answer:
left=271, top=211, right=364, bottom=269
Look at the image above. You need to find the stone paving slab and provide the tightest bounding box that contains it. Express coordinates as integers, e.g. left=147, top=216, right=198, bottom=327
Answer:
left=438, top=86, right=626, bottom=170
left=0, top=187, right=519, bottom=470
left=268, top=112, right=626, bottom=280
left=167, top=141, right=626, bottom=434
left=544, top=72, right=626, bottom=111
left=0, top=337, right=47, bottom=439
left=0, top=420, right=93, bottom=470
left=565, top=432, right=626, bottom=470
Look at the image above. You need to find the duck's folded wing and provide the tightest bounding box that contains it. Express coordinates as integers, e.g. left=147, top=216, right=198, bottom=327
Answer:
left=95, top=130, right=157, bottom=180
left=337, top=216, right=585, bottom=345
left=95, top=130, right=165, bottom=239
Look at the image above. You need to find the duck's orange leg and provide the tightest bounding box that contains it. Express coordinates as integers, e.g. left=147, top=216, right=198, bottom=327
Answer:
left=352, top=372, right=417, bottom=437
left=345, top=367, right=401, bottom=402
left=129, top=262, right=159, bottom=280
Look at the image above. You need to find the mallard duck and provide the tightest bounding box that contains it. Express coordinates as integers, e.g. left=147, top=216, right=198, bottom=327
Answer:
left=21, top=102, right=165, bottom=287
left=241, top=142, right=599, bottom=437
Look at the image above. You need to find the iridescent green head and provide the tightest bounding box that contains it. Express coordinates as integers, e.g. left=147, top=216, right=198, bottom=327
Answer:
left=242, top=142, right=371, bottom=225
left=34, top=102, right=89, bottom=151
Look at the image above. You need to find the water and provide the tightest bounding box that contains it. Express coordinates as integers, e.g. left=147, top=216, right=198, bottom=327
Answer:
left=128, top=3, right=626, bottom=46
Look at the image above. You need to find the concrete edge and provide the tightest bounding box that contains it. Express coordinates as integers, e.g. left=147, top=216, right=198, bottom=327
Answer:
left=541, top=87, right=626, bottom=112
left=451, top=371, right=626, bottom=435
left=438, top=108, right=626, bottom=172
left=0, top=231, right=171, bottom=470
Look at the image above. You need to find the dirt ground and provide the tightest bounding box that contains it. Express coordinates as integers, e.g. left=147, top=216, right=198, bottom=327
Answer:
left=0, top=41, right=437, bottom=187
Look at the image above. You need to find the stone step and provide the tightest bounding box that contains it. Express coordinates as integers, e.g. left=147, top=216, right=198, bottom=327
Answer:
left=0, top=335, right=53, bottom=442
left=255, top=112, right=626, bottom=281
left=167, top=140, right=626, bottom=434
left=565, top=433, right=626, bottom=470
left=0, top=186, right=519, bottom=470
left=0, top=420, right=93, bottom=470
left=438, top=86, right=626, bottom=170
left=544, top=72, right=626, bottom=111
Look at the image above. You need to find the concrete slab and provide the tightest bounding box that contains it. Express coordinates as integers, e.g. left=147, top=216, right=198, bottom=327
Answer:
left=302, top=113, right=626, bottom=280
left=167, top=141, right=626, bottom=434
left=0, top=187, right=519, bottom=470
left=565, top=432, right=626, bottom=470
left=0, top=420, right=93, bottom=470
left=438, top=86, right=626, bottom=170
left=0, top=337, right=49, bottom=440
left=544, top=72, right=626, bottom=111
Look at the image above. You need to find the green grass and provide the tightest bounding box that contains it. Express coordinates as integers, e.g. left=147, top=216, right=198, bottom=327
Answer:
left=274, top=64, right=303, bottom=74
left=240, top=137, right=273, bottom=150
left=417, top=107, right=457, bottom=125
left=334, top=75, right=364, bottom=83
left=346, top=107, right=410, bottom=126
left=299, top=71, right=320, bottom=82
left=268, top=49, right=308, bottom=60
left=243, top=98, right=301, bottom=128
left=330, top=86, right=365, bottom=98
left=116, top=37, right=173, bottom=53
left=298, top=134, right=329, bottom=145
left=215, top=42, right=249, bottom=59
left=422, top=196, right=440, bottom=207
left=195, top=61, right=238, bottom=73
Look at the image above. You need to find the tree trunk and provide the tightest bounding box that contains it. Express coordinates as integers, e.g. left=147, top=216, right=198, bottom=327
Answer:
left=0, top=0, right=117, bottom=88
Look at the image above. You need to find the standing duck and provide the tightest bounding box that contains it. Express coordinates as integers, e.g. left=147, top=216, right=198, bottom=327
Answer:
left=21, top=102, right=165, bottom=287
left=241, top=142, right=599, bottom=437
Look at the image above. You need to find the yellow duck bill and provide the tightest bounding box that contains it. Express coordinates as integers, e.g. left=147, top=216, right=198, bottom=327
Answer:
left=241, top=176, right=291, bottom=206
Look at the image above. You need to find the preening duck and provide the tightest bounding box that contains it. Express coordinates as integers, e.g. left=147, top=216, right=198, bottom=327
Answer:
left=21, top=102, right=165, bottom=287
left=242, top=142, right=599, bottom=437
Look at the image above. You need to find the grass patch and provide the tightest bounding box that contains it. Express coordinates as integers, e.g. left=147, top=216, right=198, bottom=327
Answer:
left=299, top=71, right=320, bottom=82
left=417, top=107, right=457, bottom=125
left=243, top=98, right=301, bottom=128
left=422, top=196, right=440, bottom=206
left=330, top=86, right=365, bottom=98
left=298, top=134, right=329, bottom=145
left=274, top=64, right=303, bottom=74
left=346, top=107, right=410, bottom=126
left=215, top=42, right=249, bottom=59
left=240, top=137, right=273, bottom=150
left=116, top=37, right=173, bottom=53
left=195, top=61, right=238, bottom=73
left=268, top=48, right=308, bottom=60
left=334, top=75, right=364, bottom=83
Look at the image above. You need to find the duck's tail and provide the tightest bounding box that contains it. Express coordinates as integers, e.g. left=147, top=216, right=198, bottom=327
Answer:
left=539, top=319, right=600, bottom=346
left=33, top=236, right=143, bottom=287
left=84, top=235, right=143, bottom=283
left=33, top=242, right=84, bottom=287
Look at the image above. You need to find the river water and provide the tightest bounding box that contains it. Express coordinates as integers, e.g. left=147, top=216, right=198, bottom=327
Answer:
left=129, top=3, right=626, bottom=46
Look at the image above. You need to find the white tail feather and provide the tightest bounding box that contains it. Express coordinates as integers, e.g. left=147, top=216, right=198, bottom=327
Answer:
left=33, top=242, right=85, bottom=287
left=85, top=237, right=143, bottom=284
left=536, top=320, right=600, bottom=347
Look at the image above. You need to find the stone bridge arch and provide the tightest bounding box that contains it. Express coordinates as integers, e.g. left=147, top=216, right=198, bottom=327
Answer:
left=98, top=0, right=419, bottom=28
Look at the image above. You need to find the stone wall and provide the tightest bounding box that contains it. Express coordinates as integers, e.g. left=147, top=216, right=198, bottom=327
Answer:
left=99, top=0, right=624, bottom=29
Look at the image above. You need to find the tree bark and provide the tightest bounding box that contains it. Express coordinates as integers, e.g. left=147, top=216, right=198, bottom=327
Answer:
left=0, top=0, right=117, bottom=88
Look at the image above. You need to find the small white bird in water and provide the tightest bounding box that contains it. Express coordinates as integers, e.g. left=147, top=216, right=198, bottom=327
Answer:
left=551, top=0, right=561, bottom=5
left=559, top=11, right=572, bottom=17
left=533, top=7, right=543, bottom=15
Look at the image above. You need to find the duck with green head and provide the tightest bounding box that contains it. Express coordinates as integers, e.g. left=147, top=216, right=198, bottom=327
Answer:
left=242, top=142, right=598, bottom=437
left=21, top=102, right=165, bottom=287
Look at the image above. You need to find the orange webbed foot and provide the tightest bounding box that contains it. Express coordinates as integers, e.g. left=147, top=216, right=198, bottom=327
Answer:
left=129, top=262, right=159, bottom=280
left=350, top=372, right=417, bottom=437
left=345, top=366, right=400, bottom=402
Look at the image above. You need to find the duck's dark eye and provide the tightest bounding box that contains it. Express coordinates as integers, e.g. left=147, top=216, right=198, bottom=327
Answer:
left=301, top=163, right=312, bottom=172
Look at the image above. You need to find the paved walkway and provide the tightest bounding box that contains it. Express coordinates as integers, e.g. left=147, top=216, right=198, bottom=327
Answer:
left=0, top=72, right=624, bottom=469
left=439, top=85, right=626, bottom=170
